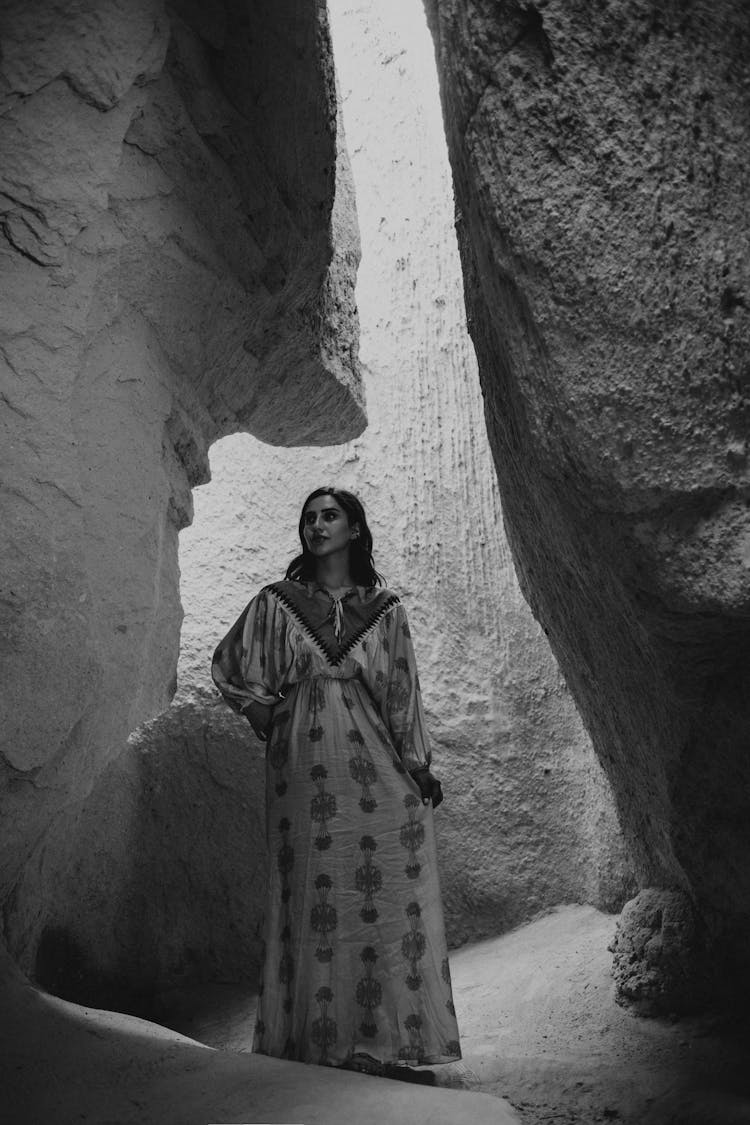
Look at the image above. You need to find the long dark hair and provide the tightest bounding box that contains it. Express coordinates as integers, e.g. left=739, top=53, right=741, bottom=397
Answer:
left=285, top=487, right=384, bottom=587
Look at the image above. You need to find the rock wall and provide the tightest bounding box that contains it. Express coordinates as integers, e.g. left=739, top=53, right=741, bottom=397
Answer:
left=177, top=0, right=632, bottom=954
left=14, top=0, right=633, bottom=1001
left=425, top=0, right=750, bottom=1011
left=0, top=0, right=363, bottom=980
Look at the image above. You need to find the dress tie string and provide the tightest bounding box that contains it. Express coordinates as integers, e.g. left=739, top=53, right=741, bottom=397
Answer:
left=330, top=595, right=345, bottom=641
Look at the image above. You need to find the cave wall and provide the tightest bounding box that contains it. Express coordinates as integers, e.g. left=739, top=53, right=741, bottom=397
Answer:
left=7, top=0, right=634, bottom=1000
left=0, top=0, right=363, bottom=974
left=425, top=0, right=750, bottom=1010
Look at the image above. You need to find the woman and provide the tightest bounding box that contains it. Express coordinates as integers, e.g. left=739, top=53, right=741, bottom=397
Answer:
left=211, top=487, right=461, bottom=1081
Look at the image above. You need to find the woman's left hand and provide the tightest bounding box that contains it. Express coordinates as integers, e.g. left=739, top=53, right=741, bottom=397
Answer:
left=410, top=766, right=443, bottom=808
left=241, top=700, right=274, bottom=742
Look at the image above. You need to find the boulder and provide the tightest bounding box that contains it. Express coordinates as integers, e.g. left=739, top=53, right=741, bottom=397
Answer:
left=0, top=0, right=363, bottom=940
left=425, top=0, right=750, bottom=1009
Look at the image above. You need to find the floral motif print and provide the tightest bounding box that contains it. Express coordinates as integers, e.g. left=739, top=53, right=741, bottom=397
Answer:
left=442, top=956, right=456, bottom=1016
left=278, top=923, right=294, bottom=1016
left=277, top=814, right=296, bottom=1026
left=309, top=680, right=326, bottom=712
left=310, top=763, right=336, bottom=851
left=282, top=1033, right=297, bottom=1059
left=400, top=792, right=425, bottom=878
left=401, top=900, right=426, bottom=991
left=386, top=657, right=412, bottom=713
left=268, top=710, right=290, bottom=796
left=356, top=946, right=382, bottom=1038
left=310, top=873, right=337, bottom=962
left=355, top=835, right=382, bottom=923
left=398, top=1012, right=425, bottom=1063
left=311, top=986, right=337, bottom=1064
left=277, top=817, right=294, bottom=904
left=349, top=735, right=378, bottom=813
left=276, top=817, right=296, bottom=1020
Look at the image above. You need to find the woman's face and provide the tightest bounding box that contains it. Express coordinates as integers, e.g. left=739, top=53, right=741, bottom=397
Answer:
left=302, top=494, right=358, bottom=559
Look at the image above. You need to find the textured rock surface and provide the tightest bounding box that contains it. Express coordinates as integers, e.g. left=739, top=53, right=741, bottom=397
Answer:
left=176, top=0, right=632, bottom=957
left=0, top=0, right=362, bottom=960
left=1, top=942, right=519, bottom=1125
left=610, top=888, right=708, bottom=1015
left=5, top=698, right=266, bottom=999
left=17, top=0, right=633, bottom=999
left=425, top=0, right=750, bottom=1008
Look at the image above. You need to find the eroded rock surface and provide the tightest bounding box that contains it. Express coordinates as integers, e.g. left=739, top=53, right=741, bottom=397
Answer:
left=426, top=0, right=750, bottom=1009
left=5, top=697, right=266, bottom=998
left=0, top=0, right=363, bottom=955
left=0, top=0, right=633, bottom=1001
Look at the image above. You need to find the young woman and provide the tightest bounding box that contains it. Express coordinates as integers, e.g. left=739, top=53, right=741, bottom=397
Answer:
left=211, top=487, right=461, bottom=1081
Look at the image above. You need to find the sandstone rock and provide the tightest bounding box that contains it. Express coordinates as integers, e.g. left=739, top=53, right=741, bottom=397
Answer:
left=610, top=887, right=709, bottom=1015
left=0, top=0, right=363, bottom=936
left=425, top=0, right=750, bottom=1008
left=5, top=696, right=266, bottom=1003
left=1, top=0, right=633, bottom=999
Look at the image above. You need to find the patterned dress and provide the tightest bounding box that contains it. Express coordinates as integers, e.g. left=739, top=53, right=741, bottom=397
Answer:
left=211, top=580, right=461, bottom=1068
left=208, top=585, right=461, bottom=1066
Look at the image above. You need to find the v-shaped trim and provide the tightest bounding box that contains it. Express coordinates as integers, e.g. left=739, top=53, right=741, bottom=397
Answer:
left=265, top=582, right=399, bottom=667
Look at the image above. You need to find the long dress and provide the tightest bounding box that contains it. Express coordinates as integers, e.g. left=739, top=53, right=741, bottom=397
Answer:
left=211, top=579, right=461, bottom=1068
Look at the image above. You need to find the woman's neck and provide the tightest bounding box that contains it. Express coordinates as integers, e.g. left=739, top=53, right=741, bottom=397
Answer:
left=314, top=554, right=354, bottom=592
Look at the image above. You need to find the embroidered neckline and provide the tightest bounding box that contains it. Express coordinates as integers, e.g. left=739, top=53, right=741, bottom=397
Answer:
left=312, top=582, right=358, bottom=598
left=265, top=582, right=399, bottom=667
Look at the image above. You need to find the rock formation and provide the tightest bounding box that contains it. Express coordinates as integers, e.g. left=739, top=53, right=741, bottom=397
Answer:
left=1, top=0, right=633, bottom=1002
left=0, top=0, right=363, bottom=987
left=425, top=0, right=750, bottom=1011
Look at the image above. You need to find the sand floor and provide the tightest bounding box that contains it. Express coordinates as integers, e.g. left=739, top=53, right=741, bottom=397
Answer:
left=5, top=904, right=750, bottom=1124
left=153, top=905, right=750, bottom=1125
left=1, top=943, right=515, bottom=1125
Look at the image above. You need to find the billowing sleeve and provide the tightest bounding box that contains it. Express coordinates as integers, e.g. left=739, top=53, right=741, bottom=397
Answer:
left=367, top=601, right=432, bottom=773
left=211, top=589, right=287, bottom=714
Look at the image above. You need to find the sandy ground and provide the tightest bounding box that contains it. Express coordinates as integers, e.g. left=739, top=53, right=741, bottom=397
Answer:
left=153, top=905, right=750, bottom=1125
left=448, top=906, right=750, bottom=1125
left=4, top=905, right=750, bottom=1124
left=1, top=944, right=515, bottom=1125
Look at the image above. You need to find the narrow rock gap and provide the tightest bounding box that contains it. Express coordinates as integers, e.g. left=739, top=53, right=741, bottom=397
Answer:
left=5, top=0, right=748, bottom=1122
left=169, top=0, right=632, bottom=1116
